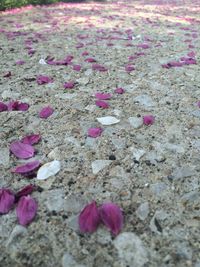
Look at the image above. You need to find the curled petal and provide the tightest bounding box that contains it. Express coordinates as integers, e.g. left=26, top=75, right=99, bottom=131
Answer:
left=88, top=128, right=103, bottom=138
left=21, top=134, right=41, bottom=145
left=0, top=188, right=15, bottom=214
left=115, top=88, right=125, bottom=94
left=64, top=82, right=75, bottom=89
left=95, top=92, right=112, bottom=100
left=143, top=115, right=155, bottom=126
left=99, top=202, right=123, bottom=236
left=11, top=160, right=40, bottom=177
left=78, top=201, right=101, bottom=233
left=16, top=195, right=37, bottom=226
left=15, top=184, right=36, bottom=202
left=0, top=102, right=8, bottom=112
left=95, top=100, right=109, bottom=109
left=39, top=106, right=54, bottom=119
left=10, top=141, right=35, bottom=159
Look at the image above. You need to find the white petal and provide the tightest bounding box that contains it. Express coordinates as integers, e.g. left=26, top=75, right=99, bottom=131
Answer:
left=97, top=116, right=120, bottom=125
left=39, top=58, right=47, bottom=65
left=37, top=160, right=61, bottom=180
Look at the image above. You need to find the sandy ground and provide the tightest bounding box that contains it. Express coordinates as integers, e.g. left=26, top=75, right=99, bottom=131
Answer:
left=0, top=0, right=200, bottom=266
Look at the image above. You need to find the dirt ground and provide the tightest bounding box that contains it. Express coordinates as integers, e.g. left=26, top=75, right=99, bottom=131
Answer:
left=0, top=0, right=200, bottom=266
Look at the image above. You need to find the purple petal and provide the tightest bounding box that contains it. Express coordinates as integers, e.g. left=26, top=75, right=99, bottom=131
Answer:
left=95, top=92, right=112, bottom=100
left=125, top=65, right=135, bottom=72
left=16, top=60, right=25, bottom=65
left=15, top=184, right=36, bottom=202
left=39, top=106, right=54, bottom=119
left=73, top=65, right=81, bottom=71
left=16, top=195, right=37, bottom=226
left=143, top=115, right=155, bottom=126
left=85, top=57, right=96, bottom=63
left=11, top=160, right=40, bottom=176
left=17, top=102, right=29, bottom=111
left=0, top=188, right=15, bottom=214
left=36, top=75, right=53, bottom=85
left=115, top=88, right=125, bottom=94
left=10, top=141, right=35, bottom=159
left=99, top=202, right=123, bottom=236
left=21, top=134, right=41, bottom=145
left=197, top=101, right=200, bottom=108
left=7, top=101, right=29, bottom=111
left=78, top=201, right=101, bottom=233
left=3, top=71, right=11, bottom=78
left=0, top=102, right=8, bottom=112
left=64, top=82, right=75, bottom=89
left=92, top=64, right=108, bottom=72
left=88, top=128, right=103, bottom=138
left=95, top=100, right=109, bottom=109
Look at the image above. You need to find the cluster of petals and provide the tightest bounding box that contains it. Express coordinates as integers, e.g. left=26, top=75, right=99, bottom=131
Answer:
left=78, top=201, right=123, bottom=236
left=0, top=186, right=37, bottom=226
left=0, top=100, right=29, bottom=112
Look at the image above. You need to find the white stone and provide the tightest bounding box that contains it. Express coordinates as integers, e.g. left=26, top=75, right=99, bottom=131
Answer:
left=92, top=160, right=112, bottom=174
left=39, top=58, right=47, bottom=65
left=97, top=116, right=120, bottom=125
left=37, top=160, right=61, bottom=180
left=114, top=232, right=148, bottom=267
left=62, top=252, right=85, bottom=267
left=0, top=147, right=10, bottom=167
left=131, top=148, right=146, bottom=161
left=6, top=225, right=27, bottom=247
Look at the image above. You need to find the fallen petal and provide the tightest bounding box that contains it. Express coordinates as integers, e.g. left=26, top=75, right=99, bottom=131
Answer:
left=99, top=202, right=123, bottom=236
left=64, top=82, right=75, bottom=89
left=78, top=201, right=100, bottom=233
left=88, top=128, right=103, bottom=138
left=21, top=134, right=41, bottom=145
left=39, top=106, right=54, bottom=119
left=15, top=184, right=36, bottom=202
left=95, top=92, right=112, bottom=100
left=97, top=116, right=120, bottom=125
left=95, top=100, right=109, bottom=109
left=11, top=160, right=40, bottom=175
left=37, top=160, right=61, bottom=180
left=0, top=102, right=8, bottom=112
left=36, top=75, right=53, bottom=85
left=0, top=188, right=15, bottom=214
left=143, top=115, right=155, bottom=126
left=114, top=88, right=125, bottom=94
left=10, top=141, right=35, bottom=159
left=16, top=195, right=37, bottom=226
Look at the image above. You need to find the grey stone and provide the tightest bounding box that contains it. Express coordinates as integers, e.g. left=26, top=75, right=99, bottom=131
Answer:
left=128, top=117, right=143, bottom=129
left=134, top=94, right=155, bottom=107
left=64, top=194, right=87, bottom=213
left=6, top=225, right=27, bottom=247
left=171, top=166, right=196, bottom=180
left=62, top=252, right=85, bottom=267
left=114, top=232, right=148, bottom=267
left=92, top=160, right=112, bottom=174
left=44, top=189, right=64, bottom=212
left=136, top=202, right=149, bottom=221
left=0, top=147, right=10, bottom=167
left=150, top=183, right=168, bottom=196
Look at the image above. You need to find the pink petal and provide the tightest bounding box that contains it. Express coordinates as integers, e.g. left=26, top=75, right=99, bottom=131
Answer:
left=78, top=201, right=101, bottom=233
left=0, top=188, right=15, bottom=214
left=10, top=141, right=35, bottom=159
left=73, top=65, right=81, bottom=71
left=99, top=202, right=123, bottom=236
left=82, top=51, right=89, bottom=56
left=7, top=101, right=29, bottom=111
left=95, top=92, right=112, bottom=100
left=16, top=60, right=25, bottom=65
left=85, top=57, right=96, bottom=63
left=39, top=106, right=54, bottom=119
left=11, top=160, right=40, bottom=176
left=0, top=102, right=8, bottom=112
left=15, top=185, right=36, bottom=202
left=137, top=43, right=150, bottom=49
left=36, top=75, right=53, bottom=85
left=21, top=134, right=41, bottom=145
left=88, top=128, right=103, bottom=138
left=143, top=115, right=155, bottom=126
left=125, top=65, right=135, bottom=72
left=95, top=100, right=109, bottom=109
left=64, top=82, right=75, bottom=89
left=92, top=64, right=108, bottom=72
left=16, top=195, right=37, bottom=226
left=115, top=88, right=125, bottom=94
left=17, top=102, right=29, bottom=111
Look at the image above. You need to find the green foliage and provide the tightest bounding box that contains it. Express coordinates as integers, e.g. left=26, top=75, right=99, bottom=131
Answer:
left=0, top=0, right=81, bottom=11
